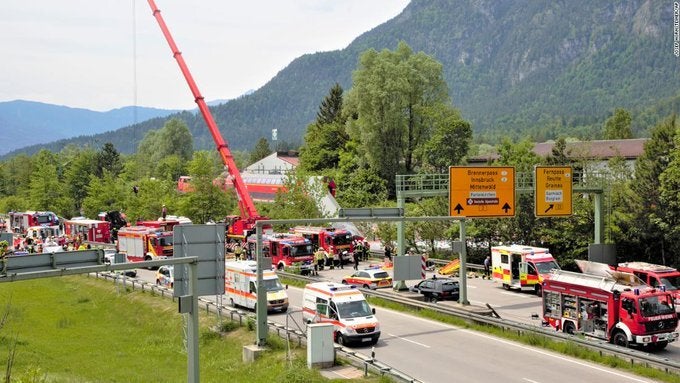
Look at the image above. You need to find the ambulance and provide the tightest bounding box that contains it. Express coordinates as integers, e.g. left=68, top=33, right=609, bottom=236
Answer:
left=224, top=260, right=288, bottom=313
left=302, top=282, right=380, bottom=346
left=491, top=244, right=560, bottom=296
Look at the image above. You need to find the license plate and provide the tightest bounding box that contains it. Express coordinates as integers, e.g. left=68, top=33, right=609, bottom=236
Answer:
left=362, top=337, right=372, bottom=342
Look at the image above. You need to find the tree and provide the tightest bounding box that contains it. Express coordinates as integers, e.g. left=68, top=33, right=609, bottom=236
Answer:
left=81, top=171, right=127, bottom=219
left=417, top=106, right=472, bottom=172
left=345, top=41, right=455, bottom=193
left=316, top=83, right=344, bottom=125
left=62, top=148, right=97, bottom=214
left=28, top=150, right=69, bottom=215
left=177, top=151, right=234, bottom=224
left=137, top=118, right=193, bottom=172
left=603, top=108, right=633, bottom=140
left=95, top=143, right=123, bottom=178
left=300, top=84, right=349, bottom=172
left=249, top=137, right=271, bottom=165
left=626, top=115, right=677, bottom=263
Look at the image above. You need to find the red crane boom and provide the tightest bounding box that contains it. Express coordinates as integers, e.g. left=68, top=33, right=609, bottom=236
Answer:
left=147, top=0, right=264, bottom=236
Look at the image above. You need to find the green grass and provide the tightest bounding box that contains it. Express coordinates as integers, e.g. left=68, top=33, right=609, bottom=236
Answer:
left=0, top=276, right=384, bottom=383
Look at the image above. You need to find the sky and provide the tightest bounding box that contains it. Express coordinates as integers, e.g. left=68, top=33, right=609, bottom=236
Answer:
left=1, top=0, right=410, bottom=112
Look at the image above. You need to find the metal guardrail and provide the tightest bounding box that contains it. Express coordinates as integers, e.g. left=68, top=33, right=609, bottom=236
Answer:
left=92, top=271, right=421, bottom=382
left=277, top=271, right=680, bottom=376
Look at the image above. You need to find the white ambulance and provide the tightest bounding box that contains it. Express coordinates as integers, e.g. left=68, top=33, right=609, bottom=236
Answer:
left=224, top=260, right=289, bottom=312
left=491, top=244, right=560, bottom=296
left=302, top=282, right=380, bottom=346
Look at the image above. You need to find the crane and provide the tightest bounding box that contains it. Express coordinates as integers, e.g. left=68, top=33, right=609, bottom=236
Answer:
left=147, top=0, right=267, bottom=240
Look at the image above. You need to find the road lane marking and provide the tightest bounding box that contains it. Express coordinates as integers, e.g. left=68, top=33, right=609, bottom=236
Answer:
left=523, top=379, right=542, bottom=383
left=501, top=292, right=531, bottom=298
left=387, top=333, right=431, bottom=348
left=460, top=329, right=653, bottom=383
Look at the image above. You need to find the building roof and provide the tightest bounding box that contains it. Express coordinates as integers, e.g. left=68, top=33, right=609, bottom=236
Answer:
left=277, top=152, right=299, bottom=166
left=469, top=138, right=648, bottom=163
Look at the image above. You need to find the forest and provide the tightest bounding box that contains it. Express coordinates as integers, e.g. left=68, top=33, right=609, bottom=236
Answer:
left=1, top=42, right=678, bottom=271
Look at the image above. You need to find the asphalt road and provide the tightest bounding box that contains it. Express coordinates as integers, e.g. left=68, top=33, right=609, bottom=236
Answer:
left=134, top=265, right=670, bottom=383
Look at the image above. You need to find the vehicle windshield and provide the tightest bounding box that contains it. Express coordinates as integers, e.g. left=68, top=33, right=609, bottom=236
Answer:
left=660, top=276, right=680, bottom=291
left=332, top=234, right=353, bottom=246
left=639, top=295, right=676, bottom=317
left=290, top=244, right=314, bottom=257
left=158, top=235, right=173, bottom=246
left=35, top=214, right=53, bottom=225
left=535, top=260, right=560, bottom=274
left=263, top=278, right=284, bottom=292
left=336, top=300, right=373, bottom=319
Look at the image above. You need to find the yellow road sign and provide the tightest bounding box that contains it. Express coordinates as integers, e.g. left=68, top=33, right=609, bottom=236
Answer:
left=448, top=166, right=515, bottom=218
left=534, top=166, right=573, bottom=217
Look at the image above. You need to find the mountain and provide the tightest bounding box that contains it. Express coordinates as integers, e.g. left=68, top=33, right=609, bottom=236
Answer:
left=0, top=100, right=179, bottom=155
left=4, top=0, right=679, bottom=158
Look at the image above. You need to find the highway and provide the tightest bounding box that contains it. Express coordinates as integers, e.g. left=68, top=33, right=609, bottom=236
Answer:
left=133, top=265, right=670, bottom=383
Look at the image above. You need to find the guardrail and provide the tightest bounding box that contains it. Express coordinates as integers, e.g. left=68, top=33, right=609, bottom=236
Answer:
left=92, top=272, right=422, bottom=382
left=277, top=270, right=680, bottom=376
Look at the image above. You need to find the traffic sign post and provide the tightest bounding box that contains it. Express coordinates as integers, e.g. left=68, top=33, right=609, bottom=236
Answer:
left=448, top=166, right=515, bottom=218
left=534, top=166, right=573, bottom=217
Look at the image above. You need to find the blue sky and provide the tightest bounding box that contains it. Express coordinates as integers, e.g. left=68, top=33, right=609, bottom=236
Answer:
left=1, top=0, right=409, bottom=111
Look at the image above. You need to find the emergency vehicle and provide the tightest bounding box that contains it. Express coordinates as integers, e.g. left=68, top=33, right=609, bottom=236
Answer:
left=614, top=262, right=680, bottom=307
left=7, top=211, right=60, bottom=234
left=290, top=226, right=354, bottom=264
left=302, top=282, right=380, bottom=346
left=63, top=218, right=111, bottom=244
left=224, top=260, right=288, bottom=312
left=491, top=245, right=560, bottom=296
left=116, top=226, right=173, bottom=263
left=542, top=269, right=678, bottom=350
left=246, top=233, right=315, bottom=273
left=136, top=219, right=181, bottom=232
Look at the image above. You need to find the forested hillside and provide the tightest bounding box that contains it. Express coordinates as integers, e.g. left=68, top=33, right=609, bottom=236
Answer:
left=7, top=0, right=678, bottom=156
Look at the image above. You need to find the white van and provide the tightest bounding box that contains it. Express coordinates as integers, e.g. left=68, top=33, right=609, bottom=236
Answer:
left=224, top=260, right=288, bottom=312
left=302, top=282, right=380, bottom=346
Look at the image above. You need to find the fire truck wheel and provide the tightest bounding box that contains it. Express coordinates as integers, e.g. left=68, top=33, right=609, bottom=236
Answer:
left=277, top=263, right=284, bottom=271
left=563, top=321, right=575, bottom=335
left=535, top=284, right=543, bottom=297
left=611, top=331, right=629, bottom=348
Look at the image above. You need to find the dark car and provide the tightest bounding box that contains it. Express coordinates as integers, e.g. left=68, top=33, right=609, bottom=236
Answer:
left=410, top=277, right=460, bottom=303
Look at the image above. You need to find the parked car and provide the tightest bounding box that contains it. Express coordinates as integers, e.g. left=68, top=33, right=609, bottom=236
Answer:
left=156, top=265, right=174, bottom=288
left=104, top=249, right=137, bottom=277
left=410, top=277, right=460, bottom=302
left=341, top=268, right=393, bottom=289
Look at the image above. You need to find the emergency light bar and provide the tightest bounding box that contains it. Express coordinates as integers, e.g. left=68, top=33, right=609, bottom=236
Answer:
left=330, top=285, right=357, bottom=292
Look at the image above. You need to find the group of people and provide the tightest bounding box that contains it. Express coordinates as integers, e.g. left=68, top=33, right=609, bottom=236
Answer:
left=11, top=233, right=90, bottom=254
left=311, top=239, right=371, bottom=275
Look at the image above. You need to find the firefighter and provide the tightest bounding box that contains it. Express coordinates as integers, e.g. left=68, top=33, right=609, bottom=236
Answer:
left=234, top=242, right=244, bottom=261
left=314, top=247, right=326, bottom=275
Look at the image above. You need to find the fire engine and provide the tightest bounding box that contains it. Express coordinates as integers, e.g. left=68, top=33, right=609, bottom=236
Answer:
left=147, top=0, right=268, bottom=243
left=117, top=226, right=173, bottom=263
left=64, top=218, right=111, bottom=244
left=7, top=211, right=60, bottom=234
left=542, top=268, right=678, bottom=350
left=290, top=226, right=354, bottom=264
left=246, top=233, right=315, bottom=273
left=491, top=245, right=560, bottom=296
left=614, top=262, right=680, bottom=307
left=136, top=219, right=181, bottom=232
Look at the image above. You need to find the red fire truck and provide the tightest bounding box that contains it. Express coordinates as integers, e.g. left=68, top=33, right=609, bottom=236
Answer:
left=246, top=233, right=315, bottom=274
left=614, top=262, right=680, bottom=308
left=117, top=226, right=173, bottom=263
left=7, top=211, right=60, bottom=234
left=542, top=269, right=678, bottom=350
left=289, top=226, right=354, bottom=264
left=63, top=218, right=111, bottom=244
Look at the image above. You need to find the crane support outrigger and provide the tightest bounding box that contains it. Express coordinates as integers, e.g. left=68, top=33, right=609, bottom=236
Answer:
left=147, top=0, right=266, bottom=239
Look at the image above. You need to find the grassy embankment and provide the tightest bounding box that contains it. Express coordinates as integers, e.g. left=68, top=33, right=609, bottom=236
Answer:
left=0, top=275, right=387, bottom=383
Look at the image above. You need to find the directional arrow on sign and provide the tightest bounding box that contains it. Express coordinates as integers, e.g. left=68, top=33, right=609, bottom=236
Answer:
left=454, top=203, right=464, bottom=215
left=502, top=203, right=512, bottom=213
left=544, top=204, right=554, bottom=213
